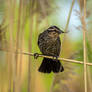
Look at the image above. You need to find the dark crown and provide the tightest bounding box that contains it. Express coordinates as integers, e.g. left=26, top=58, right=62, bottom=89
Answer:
left=47, top=26, right=64, bottom=34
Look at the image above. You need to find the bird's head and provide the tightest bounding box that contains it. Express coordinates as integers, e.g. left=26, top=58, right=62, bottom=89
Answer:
left=47, top=26, right=65, bottom=38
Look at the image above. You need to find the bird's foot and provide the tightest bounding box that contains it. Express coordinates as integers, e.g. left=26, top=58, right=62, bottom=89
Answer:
left=34, top=53, right=39, bottom=59
left=55, top=56, right=58, bottom=62
left=53, top=56, right=58, bottom=60
left=52, top=56, right=59, bottom=62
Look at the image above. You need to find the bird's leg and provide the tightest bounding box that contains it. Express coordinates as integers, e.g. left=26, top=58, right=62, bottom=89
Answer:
left=52, top=56, right=56, bottom=59
left=55, top=56, right=58, bottom=61
left=53, top=56, right=58, bottom=62
left=34, top=53, right=39, bottom=59
left=52, top=56, right=58, bottom=60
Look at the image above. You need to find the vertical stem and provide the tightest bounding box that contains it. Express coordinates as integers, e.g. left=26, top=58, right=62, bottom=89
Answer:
left=18, top=1, right=26, bottom=92
left=83, top=25, right=87, bottom=92
left=28, top=17, right=33, bottom=92
left=83, top=0, right=87, bottom=92
left=6, top=0, right=15, bottom=92
left=14, top=0, right=23, bottom=91
left=15, top=0, right=22, bottom=77
left=64, top=0, right=75, bottom=32
left=60, top=0, right=75, bottom=55
left=28, top=1, right=34, bottom=92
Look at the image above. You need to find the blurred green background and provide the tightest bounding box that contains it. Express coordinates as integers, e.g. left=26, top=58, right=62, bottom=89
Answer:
left=0, top=0, right=92, bottom=92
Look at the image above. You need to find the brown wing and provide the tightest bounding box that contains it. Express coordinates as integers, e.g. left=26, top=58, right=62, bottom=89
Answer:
left=38, top=32, right=61, bottom=57
left=38, top=32, right=47, bottom=53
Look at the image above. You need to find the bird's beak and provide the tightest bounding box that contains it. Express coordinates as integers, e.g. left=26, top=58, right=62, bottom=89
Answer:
left=59, top=30, right=65, bottom=34
left=59, top=30, right=68, bottom=34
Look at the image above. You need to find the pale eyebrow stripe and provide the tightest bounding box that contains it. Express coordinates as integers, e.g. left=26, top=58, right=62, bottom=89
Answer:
left=48, top=28, right=55, bottom=30
left=48, top=27, right=58, bottom=31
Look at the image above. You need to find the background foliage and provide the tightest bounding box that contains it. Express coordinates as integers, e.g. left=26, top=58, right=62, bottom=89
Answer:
left=0, top=0, right=92, bottom=92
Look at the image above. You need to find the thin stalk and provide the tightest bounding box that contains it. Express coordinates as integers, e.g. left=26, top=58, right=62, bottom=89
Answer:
left=14, top=0, right=23, bottom=91
left=83, top=0, right=87, bottom=92
left=83, top=24, right=87, bottom=92
left=15, top=0, right=23, bottom=76
left=64, top=0, right=75, bottom=32
left=28, top=1, right=34, bottom=92
left=1, top=48, right=92, bottom=66
left=28, top=18, right=33, bottom=92
left=6, top=0, right=15, bottom=92
left=60, top=0, right=75, bottom=55
left=18, top=1, right=25, bottom=92
left=18, top=1, right=24, bottom=79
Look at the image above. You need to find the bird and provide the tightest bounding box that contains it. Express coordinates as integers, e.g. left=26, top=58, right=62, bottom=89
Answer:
left=36, top=26, right=65, bottom=73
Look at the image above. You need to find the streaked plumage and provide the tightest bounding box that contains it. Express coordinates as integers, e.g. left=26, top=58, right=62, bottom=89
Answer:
left=38, top=26, right=64, bottom=73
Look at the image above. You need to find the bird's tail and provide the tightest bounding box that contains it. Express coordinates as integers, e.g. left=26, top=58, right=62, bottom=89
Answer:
left=38, top=58, right=64, bottom=73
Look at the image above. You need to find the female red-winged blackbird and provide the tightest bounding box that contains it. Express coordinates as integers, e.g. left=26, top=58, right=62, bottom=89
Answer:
left=37, top=26, right=65, bottom=73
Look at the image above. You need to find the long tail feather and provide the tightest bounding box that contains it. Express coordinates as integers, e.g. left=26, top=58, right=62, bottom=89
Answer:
left=38, top=58, right=64, bottom=73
